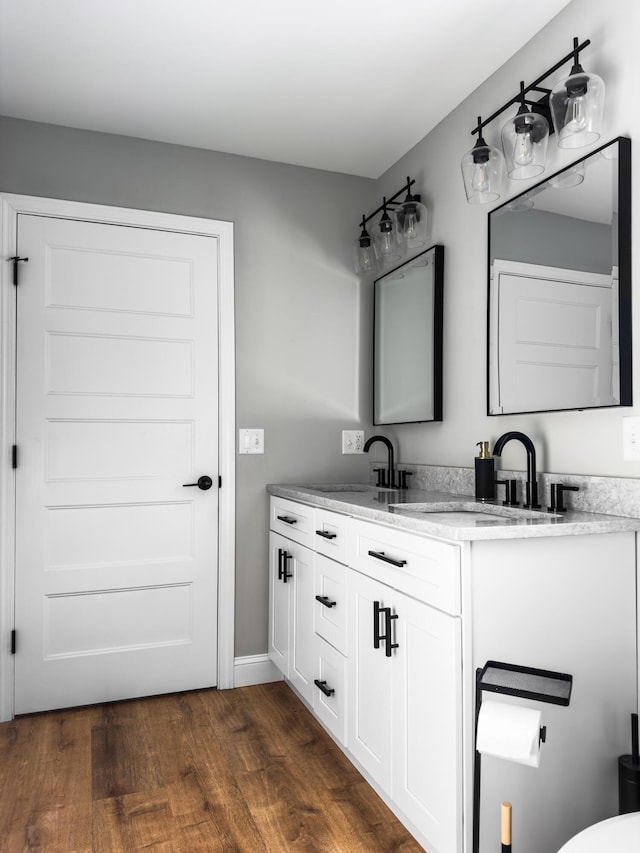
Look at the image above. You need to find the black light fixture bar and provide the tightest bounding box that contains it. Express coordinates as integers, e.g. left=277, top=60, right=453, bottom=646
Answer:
left=471, top=37, right=591, bottom=137
left=359, top=176, right=418, bottom=227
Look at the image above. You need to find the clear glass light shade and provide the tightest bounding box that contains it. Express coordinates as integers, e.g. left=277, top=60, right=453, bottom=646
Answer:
left=501, top=110, right=549, bottom=179
left=374, top=210, right=401, bottom=262
left=550, top=67, right=605, bottom=150
left=461, top=138, right=504, bottom=204
left=352, top=229, right=380, bottom=276
left=394, top=196, right=428, bottom=250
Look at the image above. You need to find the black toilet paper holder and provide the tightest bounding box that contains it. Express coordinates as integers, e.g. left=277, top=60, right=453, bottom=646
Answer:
left=473, top=660, right=573, bottom=853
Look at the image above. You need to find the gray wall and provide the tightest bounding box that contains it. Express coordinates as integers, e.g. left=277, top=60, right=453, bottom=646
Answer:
left=0, top=117, right=375, bottom=657
left=490, top=208, right=612, bottom=274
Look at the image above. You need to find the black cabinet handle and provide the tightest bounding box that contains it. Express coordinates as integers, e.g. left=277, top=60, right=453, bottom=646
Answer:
left=367, top=549, right=407, bottom=568
left=276, top=515, right=297, bottom=525
left=315, top=595, right=336, bottom=608
left=314, top=679, right=335, bottom=697
left=182, top=475, right=213, bottom=490
left=315, top=529, right=337, bottom=540
left=278, top=549, right=292, bottom=583
left=373, top=600, right=385, bottom=649
left=385, top=610, right=399, bottom=657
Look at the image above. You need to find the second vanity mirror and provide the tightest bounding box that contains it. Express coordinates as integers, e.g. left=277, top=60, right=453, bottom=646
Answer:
left=488, top=136, right=631, bottom=415
left=374, top=244, right=444, bottom=425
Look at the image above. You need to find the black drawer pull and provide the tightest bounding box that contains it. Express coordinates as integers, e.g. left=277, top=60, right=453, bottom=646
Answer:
left=277, top=515, right=297, bottom=525
left=315, top=595, right=337, bottom=609
left=367, top=549, right=407, bottom=568
left=315, top=529, right=337, bottom=540
left=314, top=679, right=335, bottom=697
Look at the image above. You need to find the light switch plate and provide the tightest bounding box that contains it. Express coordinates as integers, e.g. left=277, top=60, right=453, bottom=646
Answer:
left=239, top=428, right=264, bottom=454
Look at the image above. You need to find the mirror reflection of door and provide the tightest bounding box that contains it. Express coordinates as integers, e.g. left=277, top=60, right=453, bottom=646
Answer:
left=487, top=136, right=631, bottom=415
left=374, top=245, right=444, bottom=425
left=491, top=259, right=616, bottom=414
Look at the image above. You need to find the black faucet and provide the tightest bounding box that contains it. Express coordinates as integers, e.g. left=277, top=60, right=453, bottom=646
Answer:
left=492, top=431, right=541, bottom=509
left=363, top=435, right=396, bottom=488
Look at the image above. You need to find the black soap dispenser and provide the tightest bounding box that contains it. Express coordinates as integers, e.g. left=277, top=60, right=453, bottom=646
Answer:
left=475, top=441, right=496, bottom=502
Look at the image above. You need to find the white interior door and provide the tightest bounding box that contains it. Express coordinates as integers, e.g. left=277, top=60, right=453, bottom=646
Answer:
left=14, top=213, right=220, bottom=714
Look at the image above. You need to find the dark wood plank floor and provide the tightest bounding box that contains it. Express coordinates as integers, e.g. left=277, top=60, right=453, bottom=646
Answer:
left=0, top=681, right=424, bottom=852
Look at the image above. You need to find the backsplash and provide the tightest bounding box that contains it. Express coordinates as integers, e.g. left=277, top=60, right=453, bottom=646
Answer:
left=371, top=463, right=640, bottom=519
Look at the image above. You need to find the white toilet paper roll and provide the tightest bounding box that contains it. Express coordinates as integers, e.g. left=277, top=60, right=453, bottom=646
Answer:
left=476, top=699, right=543, bottom=767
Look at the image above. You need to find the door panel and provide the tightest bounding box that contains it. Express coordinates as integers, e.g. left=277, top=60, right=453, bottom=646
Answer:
left=14, top=214, right=219, bottom=713
left=347, top=569, right=393, bottom=791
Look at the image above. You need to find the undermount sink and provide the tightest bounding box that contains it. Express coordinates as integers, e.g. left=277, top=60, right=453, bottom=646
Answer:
left=308, top=483, right=396, bottom=493
left=391, top=501, right=559, bottom=521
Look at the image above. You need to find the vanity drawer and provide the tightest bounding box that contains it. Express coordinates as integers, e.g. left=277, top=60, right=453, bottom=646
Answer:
left=349, top=518, right=461, bottom=615
left=314, top=552, right=348, bottom=655
left=313, top=507, right=350, bottom=565
left=312, top=635, right=347, bottom=745
left=270, top=496, right=313, bottom=547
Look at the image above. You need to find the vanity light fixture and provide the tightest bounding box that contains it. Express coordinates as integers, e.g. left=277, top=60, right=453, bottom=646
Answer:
left=550, top=37, right=605, bottom=149
left=461, top=118, right=505, bottom=204
left=463, top=37, right=603, bottom=204
left=501, top=82, right=549, bottom=180
left=353, top=177, right=425, bottom=276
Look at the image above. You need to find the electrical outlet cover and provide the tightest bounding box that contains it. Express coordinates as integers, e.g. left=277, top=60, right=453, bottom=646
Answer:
left=342, top=430, right=364, bottom=454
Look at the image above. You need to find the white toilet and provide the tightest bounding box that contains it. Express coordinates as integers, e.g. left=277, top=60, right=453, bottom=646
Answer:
left=557, top=812, right=640, bottom=851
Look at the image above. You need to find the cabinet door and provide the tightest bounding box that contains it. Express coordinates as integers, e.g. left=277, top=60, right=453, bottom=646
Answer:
left=347, top=569, right=393, bottom=792
left=268, top=531, right=291, bottom=677
left=289, top=540, right=315, bottom=704
left=392, top=590, right=462, bottom=853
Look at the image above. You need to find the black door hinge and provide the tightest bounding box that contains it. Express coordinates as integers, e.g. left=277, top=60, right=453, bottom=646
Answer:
left=10, top=630, right=16, bottom=655
left=218, top=475, right=222, bottom=488
left=11, top=445, right=17, bottom=469
left=9, top=256, right=29, bottom=286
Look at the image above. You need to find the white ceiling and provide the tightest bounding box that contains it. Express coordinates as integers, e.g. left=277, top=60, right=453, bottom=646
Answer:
left=0, top=0, right=573, bottom=178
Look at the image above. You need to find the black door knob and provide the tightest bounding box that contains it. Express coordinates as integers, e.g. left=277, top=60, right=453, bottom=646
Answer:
left=182, top=475, right=214, bottom=490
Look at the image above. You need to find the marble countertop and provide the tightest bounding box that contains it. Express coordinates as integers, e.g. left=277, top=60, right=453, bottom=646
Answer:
left=267, top=483, right=640, bottom=541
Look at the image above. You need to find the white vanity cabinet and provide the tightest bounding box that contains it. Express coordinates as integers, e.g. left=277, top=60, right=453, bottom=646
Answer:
left=268, top=488, right=638, bottom=853
left=348, top=519, right=462, bottom=853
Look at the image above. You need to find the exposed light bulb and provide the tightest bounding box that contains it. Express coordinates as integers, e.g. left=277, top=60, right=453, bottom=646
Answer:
left=357, top=243, right=376, bottom=272
left=402, top=206, right=419, bottom=240
left=378, top=230, right=396, bottom=256
left=563, top=93, right=588, bottom=135
left=471, top=161, right=491, bottom=194
left=513, top=128, right=534, bottom=166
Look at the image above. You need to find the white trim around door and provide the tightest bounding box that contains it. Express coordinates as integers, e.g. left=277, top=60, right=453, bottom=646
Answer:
left=0, top=194, right=236, bottom=721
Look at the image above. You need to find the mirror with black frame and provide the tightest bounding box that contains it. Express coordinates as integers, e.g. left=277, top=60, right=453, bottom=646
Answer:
left=488, top=136, right=631, bottom=415
left=373, top=244, right=444, bottom=425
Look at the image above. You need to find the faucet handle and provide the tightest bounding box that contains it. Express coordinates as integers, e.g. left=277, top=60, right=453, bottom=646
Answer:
left=398, top=470, right=412, bottom=490
left=373, top=468, right=387, bottom=488
left=549, top=483, right=579, bottom=513
left=495, top=478, right=520, bottom=507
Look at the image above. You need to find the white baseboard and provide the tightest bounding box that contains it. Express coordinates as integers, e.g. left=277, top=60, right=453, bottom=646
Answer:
left=233, top=654, right=284, bottom=688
